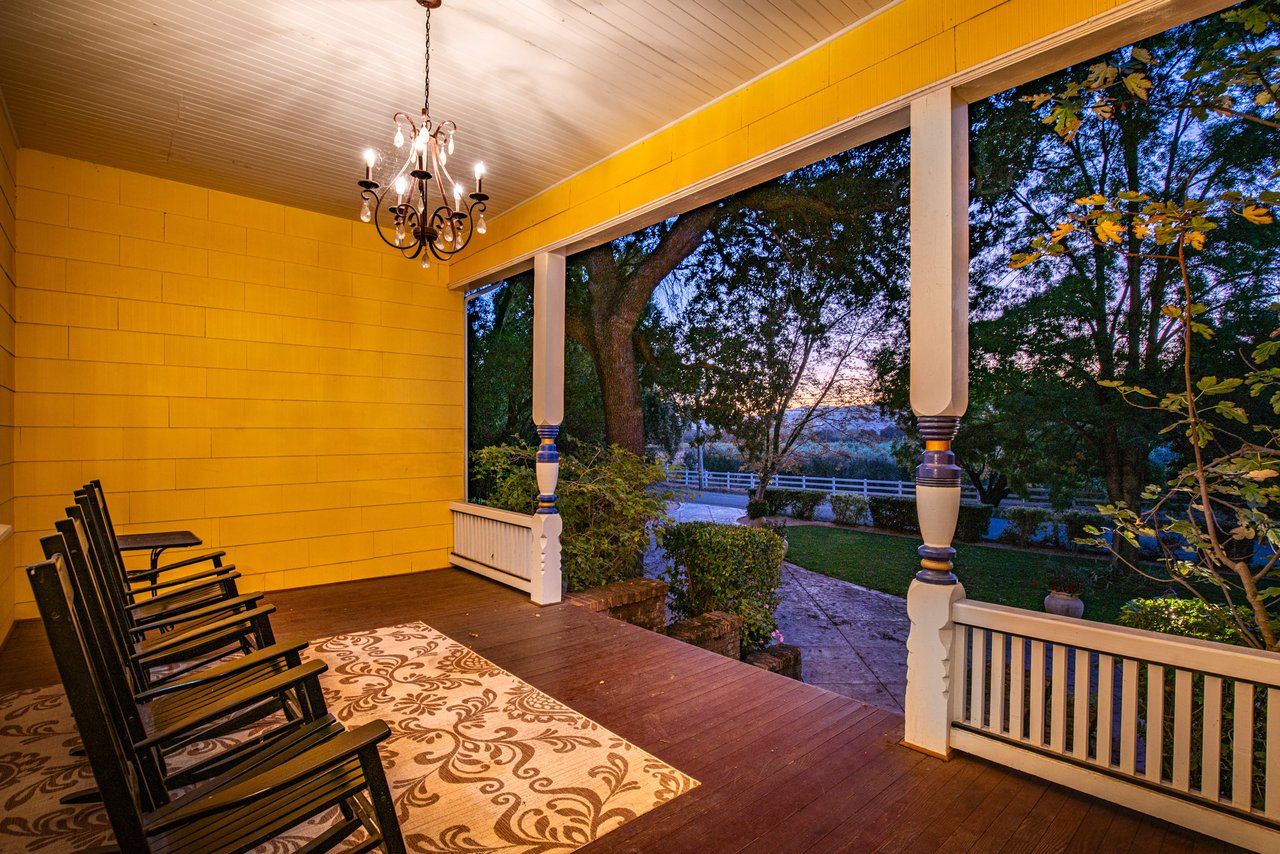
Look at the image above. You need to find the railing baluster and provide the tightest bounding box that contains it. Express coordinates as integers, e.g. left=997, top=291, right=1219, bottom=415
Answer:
left=1050, top=644, right=1067, bottom=753
left=1202, top=675, right=1222, bottom=803
left=1030, top=640, right=1046, bottom=746
left=1233, top=681, right=1254, bottom=810
left=1120, top=658, right=1138, bottom=775
left=971, top=628, right=987, bottom=728
left=1009, top=635, right=1026, bottom=741
left=1267, top=687, right=1279, bottom=819
left=1072, top=648, right=1090, bottom=760
left=990, top=631, right=1006, bottom=735
left=1173, top=669, right=1192, bottom=792
left=1147, top=663, right=1165, bottom=784
left=952, top=625, right=970, bottom=724
left=1096, top=653, right=1114, bottom=767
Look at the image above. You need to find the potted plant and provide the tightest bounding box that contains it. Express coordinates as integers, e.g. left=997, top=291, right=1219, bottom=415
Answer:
left=1034, top=565, right=1093, bottom=618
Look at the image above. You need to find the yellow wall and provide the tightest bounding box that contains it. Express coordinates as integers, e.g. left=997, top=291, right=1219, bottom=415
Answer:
left=11, top=150, right=464, bottom=620
left=450, top=0, right=1219, bottom=286
left=0, top=102, right=17, bottom=642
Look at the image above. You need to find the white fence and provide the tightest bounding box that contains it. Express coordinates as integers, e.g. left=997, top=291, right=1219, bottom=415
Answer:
left=947, top=599, right=1280, bottom=851
left=663, top=466, right=1102, bottom=509
left=449, top=501, right=561, bottom=605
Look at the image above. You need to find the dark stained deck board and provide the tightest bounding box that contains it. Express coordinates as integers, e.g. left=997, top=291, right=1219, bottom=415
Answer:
left=0, top=567, right=1244, bottom=852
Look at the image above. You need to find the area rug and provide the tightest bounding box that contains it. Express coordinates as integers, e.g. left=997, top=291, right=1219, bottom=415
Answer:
left=0, top=621, right=699, bottom=852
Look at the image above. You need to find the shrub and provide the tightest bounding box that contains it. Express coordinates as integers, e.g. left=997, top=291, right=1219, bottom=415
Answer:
left=1119, top=597, right=1248, bottom=646
left=746, top=498, right=769, bottom=520
left=472, top=442, right=670, bottom=592
left=956, top=504, right=995, bottom=542
left=1000, top=507, right=1054, bottom=548
left=761, top=489, right=790, bottom=516
left=866, top=496, right=918, bottom=532
left=663, top=522, right=786, bottom=654
left=866, top=496, right=992, bottom=542
left=829, top=493, right=869, bottom=526
left=788, top=490, right=826, bottom=520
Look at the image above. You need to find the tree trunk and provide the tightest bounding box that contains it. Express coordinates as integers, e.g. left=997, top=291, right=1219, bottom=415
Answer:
left=593, top=320, right=646, bottom=455
left=1099, top=430, right=1147, bottom=570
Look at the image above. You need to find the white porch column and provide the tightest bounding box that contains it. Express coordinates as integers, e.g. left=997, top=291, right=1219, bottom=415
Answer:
left=904, top=88, right=969, bottom=758
left=530, top=251, right=565, bottom=605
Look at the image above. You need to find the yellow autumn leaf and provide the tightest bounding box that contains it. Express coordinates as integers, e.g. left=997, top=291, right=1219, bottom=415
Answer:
left=1050, top=222, right=1075, bottom=242
left=1130, top=47, right=1153, bottom=64
left=1095, top=220, right=1125, bottom=243
left=1123, top=72, right=1153, bottom=100
left=1133, top=221, right=1150, bottom=239
left=1241, top=204, right=1274, bottom=224
left=1246, top=469, right=1278, bottom=481
left=1184, top=231, right=1206, bottom=250
left=1075, top=193, right=1109, bottom=206
left=1021, top=93, right=1053, bottom=109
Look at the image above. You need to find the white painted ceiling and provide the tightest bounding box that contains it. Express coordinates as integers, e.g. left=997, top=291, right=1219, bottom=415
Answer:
left=0, top=0, right=892, bottom=221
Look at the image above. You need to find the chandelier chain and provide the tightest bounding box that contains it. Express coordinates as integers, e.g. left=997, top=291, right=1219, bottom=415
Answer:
left=430, top=5, right=435, bottom=121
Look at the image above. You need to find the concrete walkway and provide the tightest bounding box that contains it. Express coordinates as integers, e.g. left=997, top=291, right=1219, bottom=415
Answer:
left=653, top=499, right=909, bottom=714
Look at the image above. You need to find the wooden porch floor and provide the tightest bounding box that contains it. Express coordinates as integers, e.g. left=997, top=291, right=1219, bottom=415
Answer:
left=0, top=567, right=1238, bottom=853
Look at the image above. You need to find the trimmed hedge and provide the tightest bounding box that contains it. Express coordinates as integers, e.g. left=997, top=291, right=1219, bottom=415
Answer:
left=663, top=522, right=786, bottom=654
left=829, top=493, right=869, bottom=526
left=866, top=495, right=993, bottom=542
left=755, top=488, right=826, bottom=520
left=1000, top=507, right=1054, bottom=547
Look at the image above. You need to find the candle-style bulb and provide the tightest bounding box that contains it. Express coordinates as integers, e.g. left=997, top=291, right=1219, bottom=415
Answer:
left=453, top=183, right=463, bottom=209
left=393, top=128, right=405, bottom=148
left=474, top=161, right=485, bottom=194
left=359, top=199, right=372, bottom=223
left=393, top=176, right=408, bottom=197
left=363, top=149, right=377, bottom=168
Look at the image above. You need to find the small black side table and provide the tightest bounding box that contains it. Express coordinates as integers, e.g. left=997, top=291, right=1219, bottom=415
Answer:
left=116, top=530, right=203, bottom=578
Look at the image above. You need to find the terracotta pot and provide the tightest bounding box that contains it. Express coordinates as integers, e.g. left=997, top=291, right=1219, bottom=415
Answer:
left=1044, top=590, right=1084, bottom=618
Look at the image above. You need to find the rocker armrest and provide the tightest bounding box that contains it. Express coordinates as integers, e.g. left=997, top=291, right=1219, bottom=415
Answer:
left=129, top=592, right=263, bottom=635
left=130, top=604, right=276, bottom=662
left=144, top=719, right=391, bottom=833
left=126, top=554, right=229, bottom=584
left=133, top=637, right=309, bottom=700
left=126, top=571, right=242, bottom=611
left=133, top=659, right=330, bottom=752
left=128, top=558, right=234, bottom=591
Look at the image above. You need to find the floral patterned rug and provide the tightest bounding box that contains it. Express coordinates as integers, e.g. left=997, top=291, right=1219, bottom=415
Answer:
left=0, top=621, right=698, bottom=852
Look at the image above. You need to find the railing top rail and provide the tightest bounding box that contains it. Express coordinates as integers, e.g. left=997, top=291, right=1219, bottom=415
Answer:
left=952, top=598, right=1280, bottom=685
left=449, top=500, right=536, bottom=529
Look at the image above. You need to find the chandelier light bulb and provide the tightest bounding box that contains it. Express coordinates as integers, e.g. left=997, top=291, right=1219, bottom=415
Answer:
left=415, top=133, right=427, bottom=152
left=393, top=175, right=408, bottom=197
left=476, top=211, right=487, bottom=234
left=453, top=183, right=463, bottom=210
left=363, top=149, right=377, bottom=168
left=359, top=199, right=372, bottom=223
left=393, top=127, right=405, bottom=148
left=474, top=161, right=485, bottom=194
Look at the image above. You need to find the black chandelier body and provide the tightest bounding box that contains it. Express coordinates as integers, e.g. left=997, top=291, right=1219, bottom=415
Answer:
left=357, top=0, right=487, bottom=266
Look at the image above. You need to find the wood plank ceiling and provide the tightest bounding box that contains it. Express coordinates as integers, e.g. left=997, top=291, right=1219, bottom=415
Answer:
left=0, top=0, right=893, bottom=223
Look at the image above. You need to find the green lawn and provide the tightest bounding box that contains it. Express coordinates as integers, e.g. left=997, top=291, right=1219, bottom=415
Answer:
left=785, top=525, right=1163, bottom=625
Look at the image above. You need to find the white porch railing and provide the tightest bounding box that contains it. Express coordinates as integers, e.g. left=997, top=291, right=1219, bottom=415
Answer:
left=449, top=501, right=561, bottom=605
left=944, top=599, right=1280, bottom=851
left=662, top=466, right=1103, bottom=509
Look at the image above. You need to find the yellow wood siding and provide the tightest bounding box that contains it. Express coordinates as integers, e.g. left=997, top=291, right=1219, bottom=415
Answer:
left=10, top=150, right=463, bottom=619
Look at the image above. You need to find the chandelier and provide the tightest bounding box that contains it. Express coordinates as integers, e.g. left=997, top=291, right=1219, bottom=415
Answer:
left=357, top=0, right=488, bottom=268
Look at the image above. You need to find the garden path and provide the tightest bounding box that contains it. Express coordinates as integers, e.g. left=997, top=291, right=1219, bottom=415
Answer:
left=649, top=497, right=909, bottom=713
